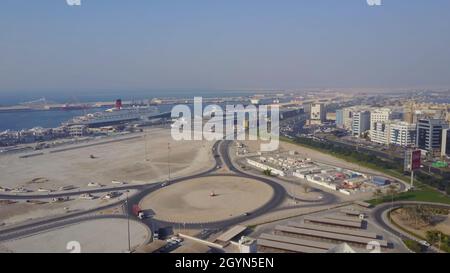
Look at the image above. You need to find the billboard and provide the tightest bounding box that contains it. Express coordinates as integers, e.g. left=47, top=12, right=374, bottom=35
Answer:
left=411, top=150, right=421, bottom=170
left=404, top=149, right=422, bottom=172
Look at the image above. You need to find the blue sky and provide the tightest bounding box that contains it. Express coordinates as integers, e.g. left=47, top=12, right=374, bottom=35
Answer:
left=1, top=0, right=450, bottom=94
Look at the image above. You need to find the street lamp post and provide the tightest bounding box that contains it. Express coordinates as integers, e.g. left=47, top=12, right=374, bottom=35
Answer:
left=168, top=142, right=171, bottom=182
left=126, top=192, right=131, bottom=253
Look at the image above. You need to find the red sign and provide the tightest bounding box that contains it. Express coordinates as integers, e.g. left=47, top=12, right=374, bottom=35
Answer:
left=132, top=204, right=141, bottom=216
left=411, top=150, right=421, bottom=171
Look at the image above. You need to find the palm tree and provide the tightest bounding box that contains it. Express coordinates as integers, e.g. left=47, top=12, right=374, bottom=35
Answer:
left=387, top=184, right=398, bottom=204
left=263, top=169, right=272, bottom=176
left=373, top=189, right=383, bottom=202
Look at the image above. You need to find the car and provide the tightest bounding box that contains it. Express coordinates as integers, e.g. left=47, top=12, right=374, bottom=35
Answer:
left=171, top=236, right=183, bottom=243
left=138, top=211, right=146, bottom=219
left=419, top=240, right=431, bottom=247
left=161, top=182, right=168, bottom=187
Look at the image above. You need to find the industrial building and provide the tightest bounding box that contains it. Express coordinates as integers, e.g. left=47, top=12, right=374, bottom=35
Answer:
left=257, top=209, right=391, bottom=253
left=246, top=158, right=286, bottom=176
left=244, top=152, right=383, bottom=196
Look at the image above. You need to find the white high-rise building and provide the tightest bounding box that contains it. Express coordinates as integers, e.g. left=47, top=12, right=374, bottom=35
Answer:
left=310, top=103, right=326, bottom=124
left=352, top=110, right=370, bottom=137
left=417, top=118, right=449, bottom=155
left=337, top=108, right=354, bottom=130
left=371, top=121, right=391, bottom=145
left=389, top=121, right=416, bottom=147
left=370, top=108, right=393, bottom=143
left=337, top=106, right=372, bottom=130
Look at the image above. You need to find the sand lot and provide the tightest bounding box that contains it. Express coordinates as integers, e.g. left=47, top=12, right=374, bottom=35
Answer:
left=391, top=208, right=450, bottom=238
left=140, top=176, right=273, bottom=223
left=0, top=191, right=130, bottom=226
left=0, top=218, right=150, bottom=253
left=0, top=128, right=214, bottom=191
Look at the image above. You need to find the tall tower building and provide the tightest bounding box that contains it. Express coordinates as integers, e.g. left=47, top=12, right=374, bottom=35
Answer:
left=389, top=121, right=417, bottom=147
left=352, top=110, right=370, bottom=137
left=441, top=128, right=450, bottom=157
left=370, top=108, right=393, bottom=144
left=416, top=118, right=449, bottom=156
left=310, top=103, right=326, bottom=125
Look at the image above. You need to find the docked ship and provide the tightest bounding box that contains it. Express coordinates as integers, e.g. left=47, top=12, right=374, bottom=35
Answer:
left=66, top=99, right=168, bottom=127
left=59, top=103, right=91, bottom=111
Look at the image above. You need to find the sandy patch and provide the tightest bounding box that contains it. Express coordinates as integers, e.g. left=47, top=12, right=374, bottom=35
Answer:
left=0, top=128, right=214, bottom=191
left=0, top=218, right=149, bottom=253
left=140, top=176, right=273, bottom=223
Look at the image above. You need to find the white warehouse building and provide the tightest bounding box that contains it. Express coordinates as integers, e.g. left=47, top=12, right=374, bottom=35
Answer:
left=246, top=159, right=286, bottom=176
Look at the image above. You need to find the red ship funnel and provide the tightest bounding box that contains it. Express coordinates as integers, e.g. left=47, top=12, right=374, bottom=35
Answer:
left=115, top=99, right=122, bottom=109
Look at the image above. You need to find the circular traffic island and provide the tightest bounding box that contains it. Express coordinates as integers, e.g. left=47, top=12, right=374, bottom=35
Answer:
left=139, top=176, right=274, bottom=223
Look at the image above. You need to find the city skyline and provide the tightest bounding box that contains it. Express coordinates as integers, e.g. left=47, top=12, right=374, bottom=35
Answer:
left=1, top=0, right=450, bottom=257
left=1, top=0, right=450, bottom=94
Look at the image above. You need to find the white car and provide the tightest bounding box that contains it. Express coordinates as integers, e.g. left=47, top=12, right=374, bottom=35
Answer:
left=172, top=237, right=183, bottom=243
left=166, top=239, right=177, bottom=244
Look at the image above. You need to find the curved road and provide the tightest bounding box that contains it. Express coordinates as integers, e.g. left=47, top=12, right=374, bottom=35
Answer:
left=129, top=140, right=288, bottom=229
left=372, top=201, right=450, bottom=253
left=0, top=139, right=337, bottom=241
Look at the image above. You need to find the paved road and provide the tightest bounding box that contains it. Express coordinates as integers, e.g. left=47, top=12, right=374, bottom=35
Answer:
left=0, top=198, right=128, bottom=242
left=136, top=140, right=342, bottom=230
left=0, top=139, right=336, bottom=241
left=130, top=140, right=288, bottom=230
left=0, top=141, right=223, bottom=241
left=371, top=201, right=450, bottom=253
left=0, top=184, right=146, bottom=200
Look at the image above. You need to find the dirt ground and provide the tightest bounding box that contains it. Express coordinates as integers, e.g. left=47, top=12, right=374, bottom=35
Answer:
left=390, top=208, right=450, bottom=238
left=139, top=176, right=274, bottom=223
left=0, top=128, right=215, bottom=191
left=0, top=218, right=150, bottom=253
left=0, top=192, right=129, bottom=227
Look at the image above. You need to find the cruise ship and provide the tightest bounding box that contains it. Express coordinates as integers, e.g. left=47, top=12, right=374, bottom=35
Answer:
left=67, top=99, right=168, bottom=127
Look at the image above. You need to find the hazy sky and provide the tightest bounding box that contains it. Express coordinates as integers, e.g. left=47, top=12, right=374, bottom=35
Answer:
left=1, top=0, right=450, bottom=94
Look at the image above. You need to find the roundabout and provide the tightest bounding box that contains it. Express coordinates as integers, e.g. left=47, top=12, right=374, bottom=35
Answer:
left=139, top=176, right=274, bottom=223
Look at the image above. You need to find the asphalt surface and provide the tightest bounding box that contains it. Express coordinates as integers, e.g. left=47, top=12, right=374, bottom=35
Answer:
left=0, top=198, right=127, bottom=242
left=0, top=139, right=338, bottom=242
left=130, top=140, right=288, bottom=230
left=0, top=184, right=146, bottom=200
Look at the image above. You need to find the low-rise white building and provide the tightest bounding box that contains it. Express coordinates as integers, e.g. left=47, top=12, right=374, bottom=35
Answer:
left=68, top=125, right=88, bottom=137
left=246, top=159, right=286, bottom=176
